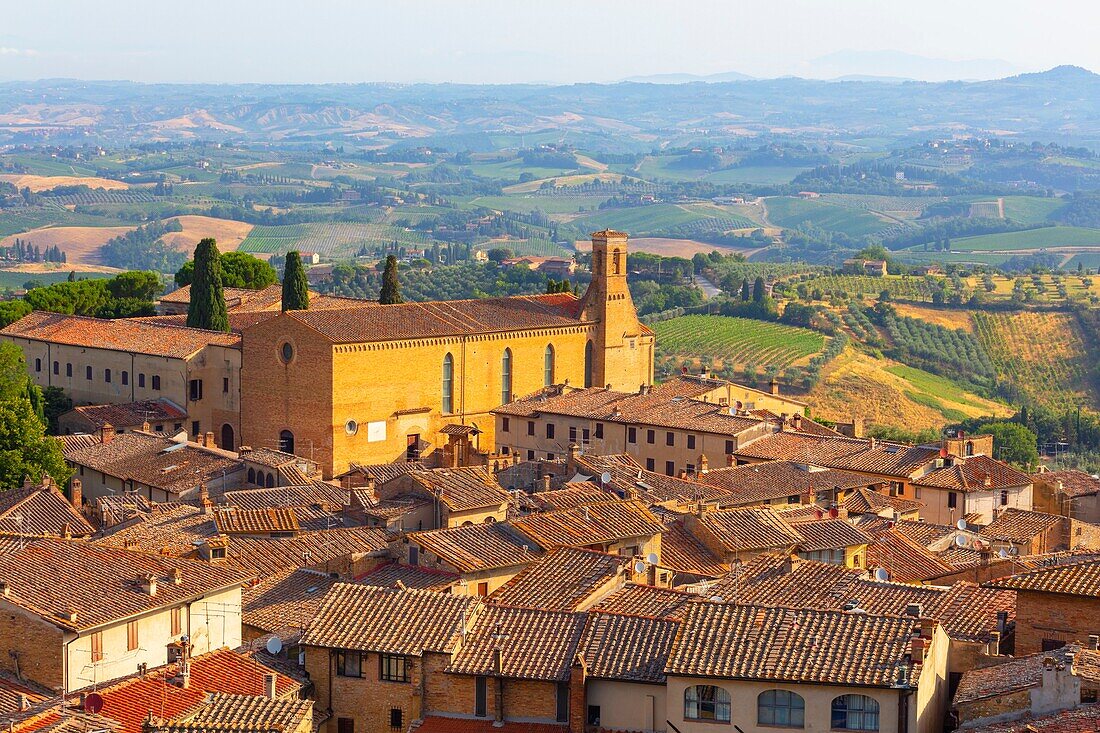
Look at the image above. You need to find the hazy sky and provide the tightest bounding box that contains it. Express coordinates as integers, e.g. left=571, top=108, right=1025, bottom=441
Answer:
left=1, top=0, right=1097, bottom=84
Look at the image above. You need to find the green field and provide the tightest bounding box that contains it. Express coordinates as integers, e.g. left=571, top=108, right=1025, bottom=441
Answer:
left=792, top=274, right=936, bottom=301
left=1001, top=196, right=1068, bottom=225
left=475, top=237, right=570, bottom=257
left=884, top=365, right=991, bottom=413
left=239, top=222, right=430, bottom=256
left=703, top=166, right=810, bottom=185
left=458, top=195, right=610, bottom=215
left=575, top=203, right=754, bottom=237
left=654, top=315, right=826, bottom=369
left=947, top=226, right=1100, bottom=252
left=0, top=270, right=113, bottom=291
left=764, top=196, right=893, bottom=237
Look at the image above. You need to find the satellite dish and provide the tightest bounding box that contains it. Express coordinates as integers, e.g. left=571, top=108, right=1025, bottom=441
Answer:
left=646, top=552, right=659, bottom=565
left=633, top=560, right=646, bottom=574
left=956, top=519, right=968, bottom=531
left=998, top=549, right=1008, bottom=559
left=874, top=567, right=889, bottom=582
left=265, top=636, right=283, bottom=655
left=600, top=472, right=612, bottom=485
left=84, top=692, right=104, bottom=714
left=709, top=596, right=725, bottom=604
left=954, top=535, right=968, bottom=547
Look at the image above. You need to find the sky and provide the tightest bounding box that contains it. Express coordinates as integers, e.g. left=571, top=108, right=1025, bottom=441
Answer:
left=1, top=0, right=1098, bottom=85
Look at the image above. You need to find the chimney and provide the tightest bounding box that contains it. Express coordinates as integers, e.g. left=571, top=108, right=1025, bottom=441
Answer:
left=201, top=497, right=213, bottom=515
left=205, top=431, right=215, bottom=448
left=868, top=437, right=877, bottom=450
left=142, top=421, right=151, bottom=433
left=171, top=568, right=183, bottom=585
left=142, top=573, right=157, bottom=597
left=770, top=378, right=780, bottom=396
left=792, top=413, right=803, bottom=430
left=1089, top=634, right=1099, bottom=651
left=996, top=610, right=1008, bottom=633
left=567, top=443, right=580, bottom=474
left=100, top=422, right=114, bottom=444
left=198, top=484, right=209, bottom=505
left=910, top=637, right=926, bottom=662
left=698, top=454, right=709, bottom=476
left=264, top=673, right=277, bottom=699
left=0, top=581, right=8, bottom=597
left=540, top=474, right=551, bottom=493
left=61, top=523, right=72, bottom=540
left=905, top=603, right=923, bottom=618
left=987, top=630, right=1002, bottom=656
left=18, top=693, right=30, bottom=712
left=178, top=638, right=191, bottom=688
left=69, top=478, right=82, bottom=510
left=726, top=453, right=735, bottom=467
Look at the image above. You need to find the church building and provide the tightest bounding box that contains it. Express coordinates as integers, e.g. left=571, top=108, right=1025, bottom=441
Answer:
left=240, top=230, right=653, bottom=477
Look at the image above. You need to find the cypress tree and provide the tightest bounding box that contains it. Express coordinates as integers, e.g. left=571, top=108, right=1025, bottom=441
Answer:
left=752, top=276, right=766, bottom=303
left=740, top=278, right=751, bottom=302
left=281, top=251, right=310, bottom=311
left=187, top=238, right=229, bottom=332
left=379, top=255, right=404, bottom=304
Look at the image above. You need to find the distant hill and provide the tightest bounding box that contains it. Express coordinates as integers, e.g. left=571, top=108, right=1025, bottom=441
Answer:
left=622, top=70, right=756, bottom=83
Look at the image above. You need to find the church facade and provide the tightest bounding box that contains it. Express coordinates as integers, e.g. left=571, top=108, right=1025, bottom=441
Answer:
left=240, top=230, right=653, bottom=477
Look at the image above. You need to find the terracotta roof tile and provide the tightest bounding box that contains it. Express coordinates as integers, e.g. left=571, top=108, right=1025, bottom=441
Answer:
left=841, top=487, right=924, bottom=516
left=953, top=644, right=1086, bottom=705
left=695, top=506, right=804, bottom=554
left=701, top=461, right=878, bottom=506
left=658, top=520, right=728, bottom=577
left=415, top=717, right=564, bottom=733
left=162, top=692, right=312, bottom=733
left=488, top=547, right=626, bottom=612
left=213, top=507, right=300, bottom=535
left=980, top=508, right=1066, bottom=544
left=572, top=454, right=729, bottom=506
left=0, top=482, right=94, bottom=538
left=986, top=558, right=1100, bottom=598
left=242, top=567, right=339, bottom=634
left=977, top=705, right=1100, bottom=733
left=62, top=400, right=188, bottom=430
left=93, top=503, right=214, bottom=558
left=356, top=562, right=460, bottom=592
left=579, top=611, right=679, bottom=683
left=285, top=293, right=586, bottom=344
left=667, top=603, right=918, bottom=687
left=404, top=467, right=510, bottom=512
left=447, top=605, right=587, bottom=682
left=2, top=311, right=240, bottom=357
left=734, top=433, right=941, bottom=479
left=592, top=583, right=699, bottom=620
left=913, top=454, right=1031, bottom=492
left=788, top=517, right=872, bottom=552
left=302, top=583, right=479, bottom=654
left=511, top=500, right=664, bottom=549
left=409, top=522, right=542, bottom=573
left=1036, top=469, right=1100, bottom=498
left=527, top=483, right=614, bottom=511
left=0, top=538, right=251, bottom=631
left=866, top=528, right=955, bottom=583
left=222, top=527, right=389, bottom=576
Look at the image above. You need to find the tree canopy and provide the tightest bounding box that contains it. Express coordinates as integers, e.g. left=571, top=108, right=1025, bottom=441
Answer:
left=0, top=342, right=71, bottom=488
left=379, top=255, right=404, bottom=305
left=281, top=251, right=310, bottom=311
left=175, top=251, right=277, bottom=290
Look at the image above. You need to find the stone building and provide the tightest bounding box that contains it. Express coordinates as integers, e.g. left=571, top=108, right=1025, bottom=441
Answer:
left=240, top=230, right=654, bottom=477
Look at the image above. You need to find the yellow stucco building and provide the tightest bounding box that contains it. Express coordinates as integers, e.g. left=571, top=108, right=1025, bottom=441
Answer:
left=240, top=230, right=653, bottom=477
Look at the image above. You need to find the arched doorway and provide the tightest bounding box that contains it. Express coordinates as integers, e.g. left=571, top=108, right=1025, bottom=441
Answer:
left=279, top=429, right=294, bottom=454
left=220, top=424, right=235, bottom=451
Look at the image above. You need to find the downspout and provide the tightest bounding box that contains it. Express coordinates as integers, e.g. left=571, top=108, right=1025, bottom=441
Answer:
left=898, top=687, right=912, bottom=733
left=460, top=336, right=467, bottom=423
left=131, top=352, right=135, bottom=402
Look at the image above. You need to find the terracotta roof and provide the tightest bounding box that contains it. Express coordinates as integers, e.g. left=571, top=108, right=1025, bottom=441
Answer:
left=415, top=717, right=564, bottom=733
left=0, top=671, right=50, bottom=717
left=0, top=482, right=94, bottom=538
left=591, top=583, right=698, bottom=620
left=64, top=432, right=243, bottom=498
left=63, top=648, right=301, bottom=733
left=344, top=461, right=427, bottom=484
left=1036, top=469, right=1100, bottom=498
left=93, top=503, right=214, bottom=558
left=213, top=507, right=300, bottom=535
left=913, top=454, right=1031, bottom=492
left=62, top=399, right=188, bottom=430
left=406, top=467, right=510, bottom=512
left=511, top=500, right=664, bottom=549
left=241, top=567, right=339, bottom=634
left=789, top=517, right=872, bottom=552
left=695, top=506, right=804, bottom=554
left=1, top=311, right=240, bottom=357
left=159, top=284, right=285, bottom=310
left=301, top=583, right=479, bottom=654
left=579, top=611, right=680, bottom=683
left=409, top=522, right=541, bottom=573
left=953, top=644, right=1086, bottom=705
left=162, top=692, right=312, bottom=733
left=494, top=383, right=770, bottom=437
left=356, top=562, right=460, bottom=592
left=977, top=705, right=1100, bottom=733
left=980, top=508, right=1066, bottom=544
left=57, top=433, right=97, bottom=452
left=572, top=454, right=729, bottom=506
left=867, top=528, right=955, bottom=583
left=222, top=527, right=389, bottom=576
left=841, top=486, right=924, bottom=516
left=488, top=547, right=626, bottom=612
left=666, top=603, right=918, bottom=687
left=701, top=461, right=878, bottom=506
left=0, top=538, right=251, bottom=631
left=447, top=605, right=586, bottom=681
left=986, top=558, right=1100, bottom=598
left=283, top=293, right=585, bottom=344
left=658, top=520, right=728, bottom=577
left=135, top=309, right=283, bottom=334
left=734, top=433, right=941, bottom=479
left=527, top=483, right=614, bottom=511
left=224, top=483, right=349, bottom=512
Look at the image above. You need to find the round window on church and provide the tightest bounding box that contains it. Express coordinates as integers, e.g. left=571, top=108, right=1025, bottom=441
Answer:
left=280, top=342, right=294, bottom=363
left=345, top=420, right=358, bottom=436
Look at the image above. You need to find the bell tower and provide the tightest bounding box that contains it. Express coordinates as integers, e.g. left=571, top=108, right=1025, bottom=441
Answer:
left=578, top=229, right=654, bottom=390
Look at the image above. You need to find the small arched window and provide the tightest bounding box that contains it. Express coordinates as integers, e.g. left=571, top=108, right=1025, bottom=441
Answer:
left=684, top=685, right=731, bottom=723
left=265, top=472, right=275, bottom=488
left=442, top=353, right=454, bottom=414
left=831, top=694, right=879, bottom=731
left=279, top=430, right=294, bottom=455
left=543, top=344, right=555, bottom=387
left=501, top=348, right=513, bottom=404
left=247, top=467, right=256, bottom=485
left=758, top=690, right=805, bottom=728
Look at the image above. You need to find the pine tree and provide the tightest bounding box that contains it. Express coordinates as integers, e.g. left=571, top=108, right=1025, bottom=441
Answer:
left=281, top=251, right=310, bottom=311
left=187, top=238, right=229, bottom=332
left=379, top=255, right=404, bottom=304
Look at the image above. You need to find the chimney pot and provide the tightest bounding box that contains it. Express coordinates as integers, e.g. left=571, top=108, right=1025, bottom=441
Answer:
left=264, top=672, right=277, bottom=699
left=100, top=423, right=114, bottom=444
left=988, top=630, right=1002, bottom=656
left=1089, top=634, right=1099, bottom=651
left=69, top=478, right=83, bottom=510
left=905, top=603, right=923, bottom=618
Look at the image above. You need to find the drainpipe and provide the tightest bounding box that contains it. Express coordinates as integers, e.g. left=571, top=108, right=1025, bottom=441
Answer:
left=898, top=687, right=912, bottom=733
